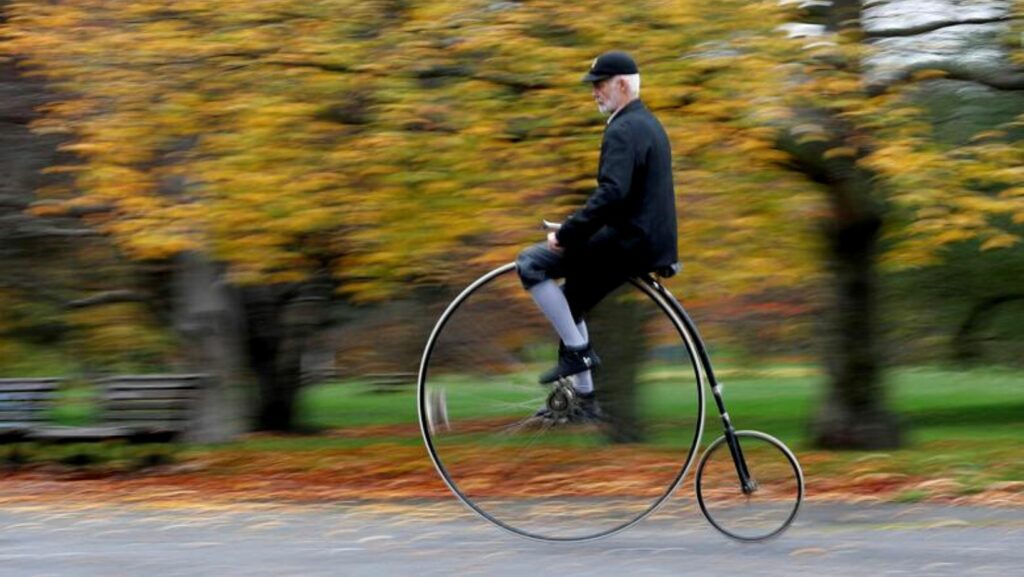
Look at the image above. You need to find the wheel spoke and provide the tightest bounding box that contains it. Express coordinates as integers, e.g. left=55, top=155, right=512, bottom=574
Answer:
left=419, top=264, right=706, bottom=541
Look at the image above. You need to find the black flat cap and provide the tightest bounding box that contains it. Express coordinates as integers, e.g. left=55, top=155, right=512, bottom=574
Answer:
left=582, top=51, right=639, bottom=83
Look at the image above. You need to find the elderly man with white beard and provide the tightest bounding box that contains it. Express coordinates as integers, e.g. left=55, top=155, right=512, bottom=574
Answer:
left=516, top=51, right=679, bottom=422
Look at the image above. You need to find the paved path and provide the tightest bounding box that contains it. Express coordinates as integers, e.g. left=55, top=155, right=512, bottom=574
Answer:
left=1, top=500, right=1021, bottom=577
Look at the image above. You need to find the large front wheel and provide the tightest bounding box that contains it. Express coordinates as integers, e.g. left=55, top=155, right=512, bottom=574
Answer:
left=418, top=263, right=706, bottom=542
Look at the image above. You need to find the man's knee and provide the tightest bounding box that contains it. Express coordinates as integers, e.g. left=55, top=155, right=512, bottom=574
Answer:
left=516, top=244, right=551, bottom=290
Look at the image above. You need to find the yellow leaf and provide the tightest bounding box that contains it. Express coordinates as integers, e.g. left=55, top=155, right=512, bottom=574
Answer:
left=824, top=146, right=857, bottom=160
left=933, top=229, right=975, bottom=245
left=980, top=234, right=1020, bottom=251
left=910, top=69, right=949, bottom=81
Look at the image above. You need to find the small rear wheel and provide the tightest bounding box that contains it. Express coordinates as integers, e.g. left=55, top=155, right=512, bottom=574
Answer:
left=695, top=430, right=803, bottom=541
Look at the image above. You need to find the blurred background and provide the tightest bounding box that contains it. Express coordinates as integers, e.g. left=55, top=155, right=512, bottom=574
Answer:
left=0, top=0, right=1021, bottom=510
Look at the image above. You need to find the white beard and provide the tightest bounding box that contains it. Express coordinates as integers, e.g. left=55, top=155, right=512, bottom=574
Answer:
left=597, top=92, right=622, bottom=116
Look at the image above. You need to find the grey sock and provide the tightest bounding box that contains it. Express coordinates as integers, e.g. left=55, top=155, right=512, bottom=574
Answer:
left=528, top=280, right=586, bottom=347
left=573, top=370, right=594, bottom=394
left=572, top=320, right=594, bottom=393
left=576, top=319, right=589, bottom=342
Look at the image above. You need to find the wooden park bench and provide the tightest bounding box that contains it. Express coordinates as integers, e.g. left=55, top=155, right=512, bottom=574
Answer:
left=96, top=374, right=205, bottom=442
left=24, top=374, right=205, bottom=443
left=0, top=378, right=61, bottom=441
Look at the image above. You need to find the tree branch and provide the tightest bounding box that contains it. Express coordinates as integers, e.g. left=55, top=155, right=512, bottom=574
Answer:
left=943, top=71, right=1024, bottom=91
left=868, top=66, right=1024, bottom=95
left=66, top=290, right=147, bottom=309
left=0, top=194, right=29, bottom=210
left=471, top=72, right=552, bottom=92
left=63, top=203, right=114, bottom=217
left=19, top=226, right=101, bottom=238
left=866, top=15, right=1020, bottom=39
left=0, top=275, right=70, bottom=307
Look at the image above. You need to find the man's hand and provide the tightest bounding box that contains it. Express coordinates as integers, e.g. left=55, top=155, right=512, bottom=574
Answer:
left=547, top=231, right=563, bottom=253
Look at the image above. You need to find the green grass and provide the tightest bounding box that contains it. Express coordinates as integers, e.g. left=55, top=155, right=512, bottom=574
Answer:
left=299, top=381, right=421, bottom=430
left=17, top=363, right=1008, bottom=502
left=10, top=362, right=1019, bottom=501
left=297, top=365, right=1022, bottom=447
left=19, top=362, right=1019, bottom=452
left=282, top=365, right=1024, bottom=499
left=281, top=367, right=1024, bottom=503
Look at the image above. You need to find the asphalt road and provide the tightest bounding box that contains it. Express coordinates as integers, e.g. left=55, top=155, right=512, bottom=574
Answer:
left=1, top=500, right=1021, bottom=577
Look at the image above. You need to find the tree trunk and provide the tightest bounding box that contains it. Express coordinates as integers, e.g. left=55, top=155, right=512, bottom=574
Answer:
left=776, top=114, right=904, bottom=448
left=243, top=279, right=331, bottom=433
left=812, top=213, right=903, bottom=449
left=765, top=0, right=901, bottom=449
left=588, top=285, right=649, bottom=443
left=173, top=252, right=249, bottom=442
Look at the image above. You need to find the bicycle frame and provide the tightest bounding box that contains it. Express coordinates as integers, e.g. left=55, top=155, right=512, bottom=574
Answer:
left=418, top=260, right=800, bottom=542
left=640, top=274, right=758, bottom=494
left=539, top=219, right=757, bottom=492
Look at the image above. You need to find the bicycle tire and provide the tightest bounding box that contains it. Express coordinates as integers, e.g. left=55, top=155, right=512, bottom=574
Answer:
left=695, top=430, right=804, bottom=541
left=417, top=263, right=706, bottom=542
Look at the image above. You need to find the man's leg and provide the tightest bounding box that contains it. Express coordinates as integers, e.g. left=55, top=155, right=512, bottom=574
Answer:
left=516, top=243, right=597, bottom=386
left=561, top=258, right=633, bottom=392
left=527, top=281, right=587, bottom=348
left=516, top=243, right=585, bottom=347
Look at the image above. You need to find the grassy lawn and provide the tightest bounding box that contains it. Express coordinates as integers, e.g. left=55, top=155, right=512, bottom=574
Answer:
left=296, top=364, right=1022, bottom=446
left=46, top=363, right=1020, bottom=451
left=14, top=364, right=1016, bottom=505
left=281, top=364, right=1023, bottom=502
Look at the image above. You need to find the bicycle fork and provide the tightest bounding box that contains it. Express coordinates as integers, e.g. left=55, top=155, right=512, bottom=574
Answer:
left=709, top=377, right=758, bottom=494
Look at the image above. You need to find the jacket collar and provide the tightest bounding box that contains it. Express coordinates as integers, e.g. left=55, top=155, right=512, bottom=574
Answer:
left=607, top=98, right=643, bottom=125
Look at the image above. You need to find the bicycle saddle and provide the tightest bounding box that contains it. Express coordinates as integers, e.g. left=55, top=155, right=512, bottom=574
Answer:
left=653, top=262, right=682, bottom=279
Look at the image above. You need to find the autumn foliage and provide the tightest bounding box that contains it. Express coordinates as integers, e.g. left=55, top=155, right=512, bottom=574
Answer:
left=2, top=0, right=1015, bottom=308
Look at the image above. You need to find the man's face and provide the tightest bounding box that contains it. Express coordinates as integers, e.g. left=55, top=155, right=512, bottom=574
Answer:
left=592, top=76, right=624, bottom=116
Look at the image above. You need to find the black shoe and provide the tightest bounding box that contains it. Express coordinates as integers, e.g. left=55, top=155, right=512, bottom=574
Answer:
left=538, top=342, right=601, bottom=384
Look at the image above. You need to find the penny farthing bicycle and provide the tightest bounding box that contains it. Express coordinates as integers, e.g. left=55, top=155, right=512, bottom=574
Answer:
left=417, top=226, right=804, bottom=543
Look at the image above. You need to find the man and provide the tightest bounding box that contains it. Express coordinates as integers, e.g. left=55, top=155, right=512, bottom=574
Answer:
left=516, top=50, right=678, bottom=421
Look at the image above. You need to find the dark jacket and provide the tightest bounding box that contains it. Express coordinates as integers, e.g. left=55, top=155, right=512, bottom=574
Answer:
left=556, top=99, right=678, bottom=270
